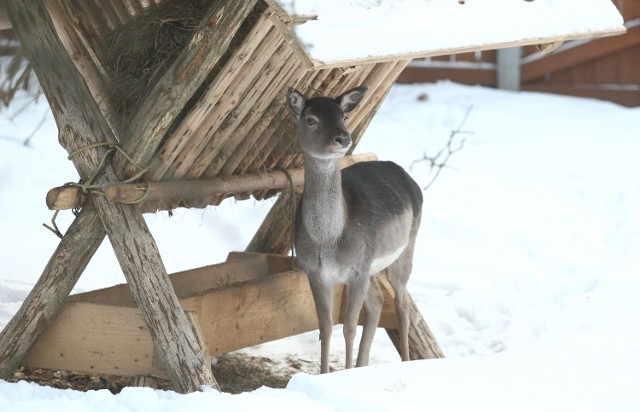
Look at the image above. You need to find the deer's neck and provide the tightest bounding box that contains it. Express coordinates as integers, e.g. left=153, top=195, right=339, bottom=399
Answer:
left=301, top=155, right=346, bottom=245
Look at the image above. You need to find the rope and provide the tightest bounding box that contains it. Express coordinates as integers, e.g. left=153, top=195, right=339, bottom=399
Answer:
left=44, top=142, right=151, bottom=239
left=282, top=169, right=296, bottom=271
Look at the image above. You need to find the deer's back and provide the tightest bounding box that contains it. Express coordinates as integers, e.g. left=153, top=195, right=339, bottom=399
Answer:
left=341, top=160, right=422, bottom=224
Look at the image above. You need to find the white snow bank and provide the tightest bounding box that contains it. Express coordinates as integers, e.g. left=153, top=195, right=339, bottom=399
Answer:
left=289, top=321, right=640, bottom=412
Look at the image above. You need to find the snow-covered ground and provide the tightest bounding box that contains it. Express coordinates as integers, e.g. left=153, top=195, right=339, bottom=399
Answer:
left=1, top=81, right=639, bottom=411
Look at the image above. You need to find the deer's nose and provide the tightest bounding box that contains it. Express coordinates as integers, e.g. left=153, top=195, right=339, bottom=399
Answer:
left=334, top=135, right=352, bottom=148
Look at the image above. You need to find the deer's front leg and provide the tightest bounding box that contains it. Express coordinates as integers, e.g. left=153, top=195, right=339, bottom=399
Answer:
left=307, top=273, right=335, bottom=374
left=344, top=273, right=370, bottom=369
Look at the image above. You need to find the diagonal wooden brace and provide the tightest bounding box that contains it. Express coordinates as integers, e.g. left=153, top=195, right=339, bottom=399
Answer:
left=0, top=0, right=256, bottom=393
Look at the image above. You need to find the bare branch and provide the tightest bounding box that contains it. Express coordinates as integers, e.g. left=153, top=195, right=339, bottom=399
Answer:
left=411, top=105, right=473, bottom=191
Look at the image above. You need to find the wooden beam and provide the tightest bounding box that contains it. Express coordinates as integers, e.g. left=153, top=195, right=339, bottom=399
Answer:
left=2, top=0, right=216, bottom=393
left=113, top=0, right=259, bottom=179
left=245, top=190, right=301, bottom=254
left=522, top=24, right=638, bottom=82
left=22, top=253, right=403, bottom=377
left=46, top=153, right=377, bottom=211
left=0, top=1, right=10, bottom=30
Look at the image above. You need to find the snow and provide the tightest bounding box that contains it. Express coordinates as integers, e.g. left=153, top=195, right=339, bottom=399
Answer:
left=1, top=81, right=640, bottom=410
left=278, top=0, right=625, bottom=64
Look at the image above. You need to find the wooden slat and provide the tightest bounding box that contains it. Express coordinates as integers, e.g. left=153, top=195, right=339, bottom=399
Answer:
left=0, top=2, right=11, bottom=30
left=113, top=0, right=260, bottom=179
left=521, top=24, right=638, bottom=82
left=189, top=43, right=296, bottom=180
left=303, top=27, right=627, bottom=69
left=144, top=9, right=276, bottom=182
left=205, top=52, right=302, bottom=178
left=152, top=18, right=281, bottom=181
left=24, top=303, right=156, bottom=377
left=46, top=0, right=116, bottom=133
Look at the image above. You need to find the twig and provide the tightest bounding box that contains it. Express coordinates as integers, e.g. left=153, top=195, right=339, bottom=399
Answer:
left=411, top=105, right=473, bottom=191
left=22, top=107, right=50, bottom=147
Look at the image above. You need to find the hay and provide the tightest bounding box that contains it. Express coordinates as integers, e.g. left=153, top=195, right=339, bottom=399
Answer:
left=102, top=0, right=211, bottom=122
left=102, top=0, right=266, bottom=128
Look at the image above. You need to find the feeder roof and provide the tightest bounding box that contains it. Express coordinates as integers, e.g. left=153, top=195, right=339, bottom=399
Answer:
left=266, top=0, right=626, bottom=68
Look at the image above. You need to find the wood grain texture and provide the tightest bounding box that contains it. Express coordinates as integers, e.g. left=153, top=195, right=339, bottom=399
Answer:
left=114, top=0, right=259, bottom=180
left=23, top=253, right=404, bottom=377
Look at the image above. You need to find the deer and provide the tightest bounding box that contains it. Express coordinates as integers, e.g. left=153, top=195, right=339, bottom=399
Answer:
left=287, top=86, right=423, bottom=373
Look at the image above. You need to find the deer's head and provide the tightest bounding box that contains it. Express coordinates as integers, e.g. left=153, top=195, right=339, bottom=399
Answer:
left=287, top=86, right=368, bottom=159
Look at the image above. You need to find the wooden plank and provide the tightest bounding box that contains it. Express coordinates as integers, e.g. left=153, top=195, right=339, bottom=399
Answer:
left=618, top=44, right=640, bottom=83
left=23, top=258, right=404, bottom=377
left=307, top=27, right=627, bottom=69
left=24, top=303, right=155, bottom=377
left=145, top=9, right=276, bottom=182
left=0, top=2, right=10, bottom=30
left=203, top=48, right=302, bottom=179
left=69, top=254, right=276, bottom=307
left=521, top=24, right=638, bottom=82
left=188, top=43, right=296, bottom=180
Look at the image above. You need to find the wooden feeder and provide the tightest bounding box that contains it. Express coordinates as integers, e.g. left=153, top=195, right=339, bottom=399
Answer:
left=0, top=0, right=625, bottom=393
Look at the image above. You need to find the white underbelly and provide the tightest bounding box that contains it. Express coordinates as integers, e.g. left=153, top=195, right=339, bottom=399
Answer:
left=369, top=243, right=407, bottom=275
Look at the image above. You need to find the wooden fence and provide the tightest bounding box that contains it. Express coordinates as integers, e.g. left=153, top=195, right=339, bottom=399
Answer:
left=398, top=1, right=640, bottom=107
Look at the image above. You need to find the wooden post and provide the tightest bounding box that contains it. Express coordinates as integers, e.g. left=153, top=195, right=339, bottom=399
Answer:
left=0, top=201, right=105, bottom=378
left=0, top=0, right=256, bottom=392
left=378, top=277, right=444, bottom=359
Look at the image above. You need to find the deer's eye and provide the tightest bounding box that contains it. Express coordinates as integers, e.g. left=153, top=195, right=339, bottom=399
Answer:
left=306, top=117, right=318, bottom=126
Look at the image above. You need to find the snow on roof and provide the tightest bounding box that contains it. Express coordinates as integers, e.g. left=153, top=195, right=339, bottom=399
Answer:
left=269, top=0, right=626, bottom=67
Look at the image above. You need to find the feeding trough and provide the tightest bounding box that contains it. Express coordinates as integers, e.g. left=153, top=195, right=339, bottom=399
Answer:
left=0, top=0, right=625, bottom=393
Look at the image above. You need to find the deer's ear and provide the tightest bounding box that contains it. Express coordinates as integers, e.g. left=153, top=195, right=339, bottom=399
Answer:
left=287, top=87, right=306, bottom=119
left=336, top=86, right=368, bottom=113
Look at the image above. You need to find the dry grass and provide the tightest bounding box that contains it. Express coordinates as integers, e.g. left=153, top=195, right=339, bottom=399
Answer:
left=9, top=352, right=315, bottom=394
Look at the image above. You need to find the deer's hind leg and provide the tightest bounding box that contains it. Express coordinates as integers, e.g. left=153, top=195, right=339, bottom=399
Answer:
left=356, top=276, right=384, bottom=367
left=385, top=230, right=419, bottom=362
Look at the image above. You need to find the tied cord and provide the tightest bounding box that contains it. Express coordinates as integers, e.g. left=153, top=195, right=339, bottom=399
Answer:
left=282, top=168, right=296, bottom=271
left=43, top=142, right=151, bottom=239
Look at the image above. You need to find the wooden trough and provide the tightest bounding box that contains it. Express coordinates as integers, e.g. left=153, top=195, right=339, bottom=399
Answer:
left=22, top=252, right=437, bottom=379
left=0, top=0, right=625, bottom=394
